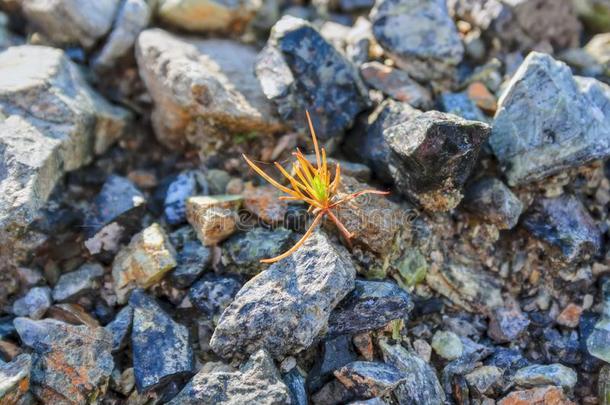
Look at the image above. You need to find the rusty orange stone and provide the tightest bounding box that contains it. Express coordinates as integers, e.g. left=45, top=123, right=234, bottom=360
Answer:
left=556, top=303, right=583, bottom=328
left=243, top=184, right=288, bottom=224
left=467, top=82, right=497, bottom=114
left=498, top=386, right=575, bottom=405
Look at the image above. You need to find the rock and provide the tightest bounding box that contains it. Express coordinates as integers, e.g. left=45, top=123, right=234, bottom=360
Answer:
left=599, top=365, right=610, bottom=405
left=210, top=232, right=356, bottom=361
left=513, top=364, right=577, bottom=390
left=156, top=0, right=261, bottom=34
left=255, top=16, right=369, bottom=142
left=437, top=92, right=487, bottom=122
left=426, top=263, right=503, bottom=313
left=104, top=305, right=133, bottom=353
left=463, top=177, right=523, bottom=230
left=574, top=0, right=610, bottom=32
left=488, top=306, right=530, bottom=343
left=12, top=286, right=52, bottom=320
left=370, top=0, right=464, bottom=82
left=136, top=29, right=283, bottom=151
left=464, top=365, right=502, bottom=395
left=394, top=249, right=428, bottom=289
left=52, top=262, right=105, bottom=302
left=0, top=354, right=31, bottom=404
left=308, top=335, right=359, bottom=393
left=304, top=156, right=372, bottom=183
left=431, top=330, right=464, bottom=360
left=206, top=169, right=232, bottom=195
left=189, top=274, right=242, bottom=320
left=84, top=175, right=146, bottom=253
left=586, top=281, right=610, bottom=362
left=522, top=195, right=602, bottom=263
left=92, top=0, right=151, bottom=70
left=346, top=16, right=372, bottom=66
left=46, top=303, right=99, bottom=327
left=170, top=240, right=211, bottom=288
left=497, top=385, right=575, bottom=405
left=112, top=223, right=177, bottom=304
left=359, top=62, right=433, bottom=109
left=186, top=195, right=243, bottom=245
left=21, top=0, right=119, bottom=49
left=168, top=349, right=290, bottom=404
left=379, top=340, right=445, bottom=405
left=164, top=170, right=208, bottom=225
left=312, top=379, right=355, bottom=405
left=327, top=280, right=413, bottom=337
left=221, top=227, right=294, bottom=275
left=344, top=99, right=420, bottom=185
left=490, top=52, right=610, bottom=185
left=353, top=333, right=374, bottom=361
left=329, top=176, right=407, bottom=257
left=283, top=368, right=308, bottom=405
left=584, top=33, right=610, bottom=76
left=556, top=304, right=583, bottom=328
left=129, top=290, right=194, bottom=392
left=14, top=317, right=114, bottom=403
left=384, top=110, right=490, bottom=212
left=334, top=361, right=406, bottom=398
left=449, top=0, right=581, bottom=52
left=243, top=185, right=288, bottom=224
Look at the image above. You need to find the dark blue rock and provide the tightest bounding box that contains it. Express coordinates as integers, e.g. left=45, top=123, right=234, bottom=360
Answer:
left=307, top=335, right=359, bottom=393
left=522, top=194, right=602, bottom=263
left=541, top=328, right=581, bottom=365
left=334, top=361, right=406, bottom=398
left=0, top=316, right=16, bottom=340
left=485, top=348, right=529, bottom=377
left=85, top=175, right=146, bottom=237
left=328, top=280, right=413, bottom=336
left=189, top=274, right=242, bottom=320
left=164, top=170, right=208, bottom=225
left=104, top=305, right=133, bottom=353
left=463, top=177, right=523, bottom=229
left=283, top=368, right=308, bottom=405
left=256, top=16, right=369, bottom=141
left=129, top=290, right=194, bottom=392
left=438, top=92, right=487, bottom=122
left=170, top=240, right=211, bottom=288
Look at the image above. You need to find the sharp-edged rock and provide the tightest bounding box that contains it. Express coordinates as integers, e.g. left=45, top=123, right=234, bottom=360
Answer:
left=463, top=177, right=523, bottom=230
left=104, top=305, right=133, bottom=353
left=0, top=354, right=31, bottom=404
left=513, top=364, right=577, bottom=390
left=210, top=232, right=356, bottom=361
left=186, top=195, right=243, bottom=245
left=52, top=262, right=105, bottom=302
left=170, top=240, right=211, bottom=288
left=334, top=361, right=407, bottom=398
left=164, top=170, right=208, bottom=226
left=189, top=274, right=242, bottom=320
left=12, top=286, right=52, bottom=320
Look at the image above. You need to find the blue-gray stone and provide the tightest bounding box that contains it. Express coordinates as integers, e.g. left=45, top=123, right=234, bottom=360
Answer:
left=328, top=280, right=413, bottom=336
left=171, top=240, right=211, bottom=288
left=189, top=274, right=242, bottom=320
left=463, top=177, right=523, bottom=229
left=283, top=368, right=308, bottom=405
left=12, top=286, right=52, bottom=320
left=129, top=290, right=194, bottom=392
left=438, top=92, right=487, bottom=122
left=164, top=170, right=207, bottom=225
left=0, top=354, right=31, bottom=404
left=334, top=361, right=406, bottom=398
left=104, top=305, right=133, bottom=353
left=513, top=364, right=577, bottom=390
left=256, top=16, right=369, bottom=141
left=52, top=262, right=105, bottom=302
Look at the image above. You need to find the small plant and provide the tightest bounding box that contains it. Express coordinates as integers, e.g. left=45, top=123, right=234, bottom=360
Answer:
left=243, top=111, right=389, bottom=263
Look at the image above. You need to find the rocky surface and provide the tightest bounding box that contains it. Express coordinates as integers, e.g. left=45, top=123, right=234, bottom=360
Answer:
left=1, top=1, right=610, bottom=404
left=210, top=232, right=356, bottom=361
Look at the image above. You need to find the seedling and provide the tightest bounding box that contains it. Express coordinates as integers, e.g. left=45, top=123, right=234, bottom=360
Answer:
left=243, top=111, right=389, bottom=263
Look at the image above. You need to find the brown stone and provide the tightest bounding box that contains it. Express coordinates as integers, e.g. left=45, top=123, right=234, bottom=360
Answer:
left=352, top=333, right=374, bottom=361
left=467, top=82, right=497, bottom=114
left=556, top=303, right=583, bottom=328
left=498, top=385, right=575, bottom=405
left=243, top=184, right=288, bottom=224
left=186, top=195, right=243, bottom=246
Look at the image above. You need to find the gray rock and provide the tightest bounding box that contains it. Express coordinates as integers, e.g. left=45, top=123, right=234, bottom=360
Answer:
left=14, top=317, right=114, bottom=403
left=431, top=330, right=464, bottom=360
left=379, top=340, right=445, bottom=404
left=328, top=280, right=413, bottom=337
left=522, top=194, right=602, bottom=263
left=164, top=170, right=208, bottom=225
left=136, top=29, right=284, bottom=151
left=256, top=16, right=369, bottom=142
left=129, top=289, right=194, bottom=392
left=189, top=274, right=242, bottom=320
left=157, top=0, right=261, bottom=33
left=0, top=45, right=130, bottom=262
left=449, top=0, right=581, bottom=52
left=490, top=52, right=610, bottom=185
left=384, top=110, right=490, bottom=212
left=206, top=169, right=232, bottom=195
left=283, top=368, right=308, bottom=405
left=464, top=365, right=502, bottom=395
left=370, top=0, right=464, bottom=82
left=513, top=364, right=577, bottom=390
left=463, top=177, right=523, bottom=229
left=487, top=306, right=530, bottom=343
left=112, top=223, right=177, bottom=304
left=221, top=227, right=295, bottom=275
left=21, top=0, right=119, bottom=49
left=344, top=99, right=420, bottom=185
left=437, top=92, right=487, bottom=122
left=167, top=349, right=291, bottom=405
left=360, top=62, right=433, bottom=109
left=171, top=240, right=211, bottom=288
left=210, top=232, right=356, bottom=361
left=586, top=280, right=610, bottom=363
left=52, top=262, right=105, bottom=302
left=92, top=0, right=151, bottom=70
left=104, top=305, right=133, bottom=353
left=346, top=17, right=372, bottom=66
left=0, top=354, right=31, bottom=404
left=12, top=286, right=52, bottom=320
left=334, top=361, right=407, bottom=398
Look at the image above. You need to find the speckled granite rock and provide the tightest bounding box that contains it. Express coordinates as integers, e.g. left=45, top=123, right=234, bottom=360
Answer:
left=210, top=232, right=356, bottom=361
left=0, top=354, right=31, bottom=404
left=255, top=16, right=369, bottom=143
